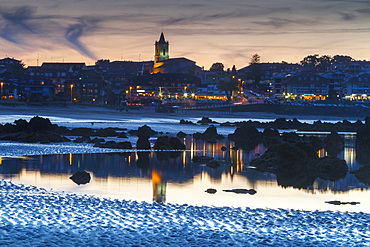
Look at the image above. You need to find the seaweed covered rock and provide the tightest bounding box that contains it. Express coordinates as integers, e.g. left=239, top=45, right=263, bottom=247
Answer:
left=228, top=124, right=261, bottom=150
left=324, top=131, right=344, bottom=156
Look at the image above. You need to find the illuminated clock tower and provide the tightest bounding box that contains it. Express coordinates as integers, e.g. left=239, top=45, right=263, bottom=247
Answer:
left=154, top=32, right=169, bottom=63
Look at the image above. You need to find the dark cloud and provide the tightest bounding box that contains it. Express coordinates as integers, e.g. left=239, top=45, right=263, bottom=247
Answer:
left=65, top=17, right=100, bottom=59
left=0, top=6, right=39, bottom=43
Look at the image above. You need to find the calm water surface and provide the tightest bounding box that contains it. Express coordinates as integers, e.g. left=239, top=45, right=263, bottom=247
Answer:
left=1, top=135, right=369, bottom=212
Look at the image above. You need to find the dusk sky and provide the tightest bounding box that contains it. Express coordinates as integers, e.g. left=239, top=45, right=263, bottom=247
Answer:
left=0, top=0, right=369, bottom=69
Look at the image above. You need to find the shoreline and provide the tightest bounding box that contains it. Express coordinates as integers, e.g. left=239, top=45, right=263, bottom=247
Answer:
left=0, top=104, right=367, bottom=122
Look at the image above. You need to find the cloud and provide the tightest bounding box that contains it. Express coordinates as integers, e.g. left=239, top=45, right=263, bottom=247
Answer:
left=253, top=17, right=316, bottom=28
left=0, top=6, right=39, bottom=44
left=65, top=17, right=100, bottom=59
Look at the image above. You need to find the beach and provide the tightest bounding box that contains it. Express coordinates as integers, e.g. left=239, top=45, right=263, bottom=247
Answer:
left=0, top=104, right=369, bottom=246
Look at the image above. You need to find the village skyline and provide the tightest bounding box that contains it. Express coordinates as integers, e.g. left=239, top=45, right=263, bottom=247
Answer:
left=1, top=0, right=370, bottom=69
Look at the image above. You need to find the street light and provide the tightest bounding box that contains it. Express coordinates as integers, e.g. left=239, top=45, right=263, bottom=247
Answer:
left=129, top=86, right=132, bottom=105
left=70, top=84, right=74, bottom=103
left=1, top=82, right=3, bottom=99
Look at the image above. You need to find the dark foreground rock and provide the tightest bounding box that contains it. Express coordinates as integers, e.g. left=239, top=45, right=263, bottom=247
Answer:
left=223, top=189, right=257, bottom=195
left=205, top=188, right=217, bottom=194
left=325, top=201, right=360, bottom=205
left=70, top=171, right=91, bottom=185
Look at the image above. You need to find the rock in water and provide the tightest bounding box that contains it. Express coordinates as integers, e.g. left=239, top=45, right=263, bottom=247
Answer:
left=223, top=189, right=257, bottom=195
left=324, top=131, right=344, bottom=156
left=70, top=171, right=91, bottom=185
left=205, top=188, right=217, bottom=194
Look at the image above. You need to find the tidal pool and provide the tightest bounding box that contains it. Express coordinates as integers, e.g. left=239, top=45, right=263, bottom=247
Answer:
left=1, top=136, right=369, bottom=213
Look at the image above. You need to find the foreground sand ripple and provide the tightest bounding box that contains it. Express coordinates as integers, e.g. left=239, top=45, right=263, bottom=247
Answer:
left=0, top=180, right=369, bottom=246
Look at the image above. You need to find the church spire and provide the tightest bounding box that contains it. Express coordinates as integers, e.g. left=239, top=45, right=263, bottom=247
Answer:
left=159, top=32, right=166, bottom=43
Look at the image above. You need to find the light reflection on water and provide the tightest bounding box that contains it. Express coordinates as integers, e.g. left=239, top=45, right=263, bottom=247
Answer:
left=0, top=136, right=369, bottom=212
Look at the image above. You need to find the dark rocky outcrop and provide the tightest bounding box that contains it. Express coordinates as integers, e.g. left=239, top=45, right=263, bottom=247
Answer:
left=177, top=131, right=187, bottom=138
left=136, top=125, right=156, bottom=150
left=351, top=165, right=370, bottom=185
left=136, top=138, right=151, bottom=150
left=117, top=132, right=128, bottom=138
left=228, top=124, right=261, bottom=150
left=197, top=117, right=218, bottom=124
left=313, top=156, right=348, bottom=181
left=169, top=137, right=186, bottom=150
left=29, top=116, right=53, bottom=132
left=94, top=128, right=118, bottom=137
left=154, top=136, right=171, bottom=150
left=154, top=136, right=186, bottom=150
left=193, top=125, right=224, bottom=143
left=179, top=119, right=195, bottom=125
left=250, top=142, right=348, bottom=189
left=261, top=128, right=282, bottom=147
left=73, top=136, right=91, bottom=143
left=309, top=136, right=324, bottom=151
left=324, top=131, right=344, bottom=156
left=70, top=171, right=91, bottom=185
left=137, top=125, right=156, bottom=139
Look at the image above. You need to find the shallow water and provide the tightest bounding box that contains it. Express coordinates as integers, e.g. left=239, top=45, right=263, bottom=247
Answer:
left=1, top=135, right=369, bottom=213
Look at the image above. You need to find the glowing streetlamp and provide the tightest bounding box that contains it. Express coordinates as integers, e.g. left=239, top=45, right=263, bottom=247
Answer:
left=70, top=84, right=74, bottom=103
left=1, top=82, right=3, bottom=99
left=129, top=86, right=132, bottom=105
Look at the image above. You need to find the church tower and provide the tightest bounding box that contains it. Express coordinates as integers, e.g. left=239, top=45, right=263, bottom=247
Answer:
left=154, top=32, right=169, bottom=63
